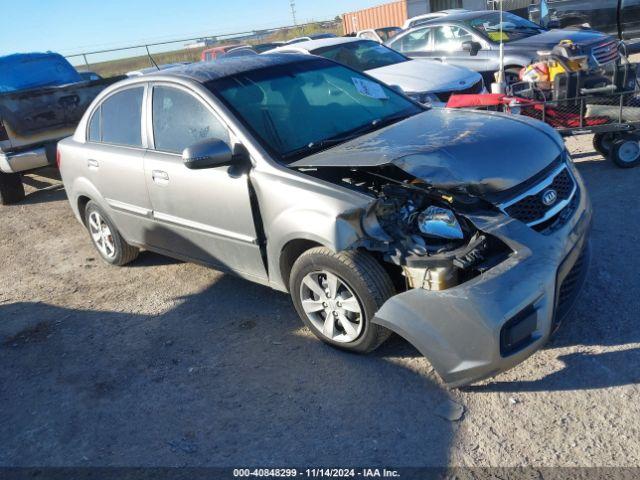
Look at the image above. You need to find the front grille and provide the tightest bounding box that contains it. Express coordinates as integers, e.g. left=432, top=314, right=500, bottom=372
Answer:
left=435, top=79, right=484, bottom=103
left=592, top=40, right=619, bottom=65
left=555, top=242, right=590, bottom=326
left=503, top=166, right=576, bottom=226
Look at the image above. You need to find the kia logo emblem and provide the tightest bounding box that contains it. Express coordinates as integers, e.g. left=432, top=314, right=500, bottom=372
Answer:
left=542, top=189, right=558, bottom=206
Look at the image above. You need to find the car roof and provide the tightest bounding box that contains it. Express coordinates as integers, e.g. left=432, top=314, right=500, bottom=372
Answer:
left=274, top=36, right=365, bottom=52
left=417, top=9, right=502, bottom=24
left=142, top=53, right=316, bottom=83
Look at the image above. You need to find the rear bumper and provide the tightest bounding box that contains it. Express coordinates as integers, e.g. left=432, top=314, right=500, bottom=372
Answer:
left=372, top=163, right=592, bottom=387
left=0, top=147, right=50, bottom=174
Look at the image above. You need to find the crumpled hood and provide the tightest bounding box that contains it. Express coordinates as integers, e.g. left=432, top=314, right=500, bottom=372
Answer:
left=291, top=108, right=564, bottom=196
left=366, top=59, right=482, bottom=94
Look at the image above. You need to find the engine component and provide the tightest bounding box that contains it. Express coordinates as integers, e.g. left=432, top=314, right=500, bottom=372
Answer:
left=403, top=265, right=458, bottom=291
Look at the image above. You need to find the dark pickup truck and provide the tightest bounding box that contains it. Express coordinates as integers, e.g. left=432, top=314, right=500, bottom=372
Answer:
left=528, top=0, right=640, bottom=43
left=0, top=52, right=120, bottom=204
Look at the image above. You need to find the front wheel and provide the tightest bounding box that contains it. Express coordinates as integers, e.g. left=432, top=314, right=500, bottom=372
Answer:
left=289, top=247, right=395, bottom=353
left=609, top=135, right=640, bottom=168
left=84, top=200, right=139, bottom=265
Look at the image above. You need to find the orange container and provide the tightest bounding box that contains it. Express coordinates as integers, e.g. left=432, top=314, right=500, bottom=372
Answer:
left=342, top=1, right=408, bottom=35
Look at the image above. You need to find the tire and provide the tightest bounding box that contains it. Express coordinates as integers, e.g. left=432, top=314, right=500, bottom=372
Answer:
left=289, top=247, right=395, bottom=354
left=84, top=200, right=139, bottom=266
left=0, top=172, right=25, bottom=205
left=504, top=67, right=522, bottom=86
left=593, top=132, right=616, bottom=157
left=609, top=135, right=640, bottom=168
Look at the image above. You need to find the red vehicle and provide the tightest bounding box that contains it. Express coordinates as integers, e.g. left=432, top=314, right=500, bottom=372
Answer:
left=200, top=45, right=243, bottom=62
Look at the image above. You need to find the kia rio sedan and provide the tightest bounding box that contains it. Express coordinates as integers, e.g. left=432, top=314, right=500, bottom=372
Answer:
left=58, top=54, right=591, bottom=386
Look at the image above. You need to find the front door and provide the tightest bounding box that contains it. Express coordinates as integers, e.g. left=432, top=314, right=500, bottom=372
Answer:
left=429, top=25, right=493, bottom=74
left=143, top=83, right=267, bottom=282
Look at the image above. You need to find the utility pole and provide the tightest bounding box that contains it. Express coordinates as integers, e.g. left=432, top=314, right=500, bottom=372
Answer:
left=290, top=0, right=297, bottom=26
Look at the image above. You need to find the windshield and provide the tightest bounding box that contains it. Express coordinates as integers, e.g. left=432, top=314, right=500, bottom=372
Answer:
left=208, top=59, right=422, bottom=162
left=464, top=12, right=546, bottom=43
left=0, top=54, right=82, bottom=93
left=312, top=40, right=408, bottom=72
left=376, top=27, right=403, bottom=42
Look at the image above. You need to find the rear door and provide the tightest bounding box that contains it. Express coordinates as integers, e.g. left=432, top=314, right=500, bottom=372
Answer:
left=143, top=82, right=267, bottom=281
left=84, top=84, right=154, bottom=244
left=387, top=26, right=433, bottom=59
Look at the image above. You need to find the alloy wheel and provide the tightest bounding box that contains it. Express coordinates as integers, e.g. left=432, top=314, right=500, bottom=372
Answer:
left=299, top=270, right=363, bottom=343
left=88, top=211, right=116, bottom=259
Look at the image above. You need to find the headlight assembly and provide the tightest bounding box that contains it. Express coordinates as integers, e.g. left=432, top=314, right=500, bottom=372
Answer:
left=417, top=206, right=464, bottom=240
left=407, top=92, right=440, bottom=106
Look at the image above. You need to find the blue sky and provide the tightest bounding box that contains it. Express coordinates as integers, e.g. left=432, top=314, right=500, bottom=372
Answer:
left=0, top=0, right=382, bottom=56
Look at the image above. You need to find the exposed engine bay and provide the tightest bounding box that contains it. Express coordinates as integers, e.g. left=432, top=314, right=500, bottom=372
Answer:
left=296, top=164, right=512, bottom=292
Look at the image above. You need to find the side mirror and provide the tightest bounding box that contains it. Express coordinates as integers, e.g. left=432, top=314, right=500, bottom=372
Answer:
left=462, top=41, right=481, bottom=56
left=389, top=84, right=406, bottom=95
left=182, top=138, right=233, bottom=169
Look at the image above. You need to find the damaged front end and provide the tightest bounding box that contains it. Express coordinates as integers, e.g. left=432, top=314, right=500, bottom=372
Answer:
left=297, top=163, right=513, bottom=294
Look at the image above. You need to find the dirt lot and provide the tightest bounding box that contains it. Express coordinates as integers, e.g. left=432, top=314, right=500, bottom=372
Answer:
left=1, top=134, right=639, bottom=468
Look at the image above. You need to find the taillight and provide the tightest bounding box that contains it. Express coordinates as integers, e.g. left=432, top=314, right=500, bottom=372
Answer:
left=56, top=147, right=61, bottom=169
left=0, top=120, right=8, bottom=142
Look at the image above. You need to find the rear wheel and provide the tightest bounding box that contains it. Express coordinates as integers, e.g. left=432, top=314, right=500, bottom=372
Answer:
left=289, top=247, right=394, bottom=353
left=609, top=135, right=640, bottom=168
left=84, top=200, right=139, bottom=265
left=0, top=172, right=25, bottom=205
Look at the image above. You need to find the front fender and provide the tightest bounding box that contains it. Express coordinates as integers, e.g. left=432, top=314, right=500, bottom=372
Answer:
left=266, top=207, right=365, bottom=290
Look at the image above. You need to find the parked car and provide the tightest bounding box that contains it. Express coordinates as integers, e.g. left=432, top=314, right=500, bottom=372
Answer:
left=126, top=62, right=190, bottom=77
left=286, top=33, right=337, bottom=44
left=356, top=27, right=403, bottom=43
left=402, top=9, right=470, bottom=30
left=528, top=0, right=640, bottom=43
left=0, top=52, right=121, bottom=204
left=201, top=45, right=243, bottom=61
left=268, top=37, right=484, bottom=105
left=58, top=54, right=591, bottom=387
left=226, top=42, right=286, bottom=56
left=387, top=10, right=620, bottom=84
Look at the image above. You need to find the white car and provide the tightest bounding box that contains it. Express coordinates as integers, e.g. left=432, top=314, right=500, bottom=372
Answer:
left=356, top=27, right=403, bottom=43
left=402, top=9, right=470, bottom=30
left=266, top=37, right=484, bottom=105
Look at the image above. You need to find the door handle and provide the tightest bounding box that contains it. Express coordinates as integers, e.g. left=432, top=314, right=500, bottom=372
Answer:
left=88, top=159, right=99, bottom=168
left=152, top=170, right=169, bottom=184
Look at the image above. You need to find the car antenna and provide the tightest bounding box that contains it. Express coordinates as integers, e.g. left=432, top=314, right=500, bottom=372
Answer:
left=491, top=0, right=507, bottom=94
left=145, top=45, right=160, bottom=70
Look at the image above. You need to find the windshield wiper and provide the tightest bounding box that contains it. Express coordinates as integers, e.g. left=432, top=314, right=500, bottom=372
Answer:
left=282, top=111, right=415, bottom=161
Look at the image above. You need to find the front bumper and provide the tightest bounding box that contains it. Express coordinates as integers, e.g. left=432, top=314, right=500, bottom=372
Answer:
left=0, top=147, right=50, bottom=174
left=372, top=164, right=592, bottom=387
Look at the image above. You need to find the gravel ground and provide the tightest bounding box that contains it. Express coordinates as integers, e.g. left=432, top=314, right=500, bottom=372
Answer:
left=0, top=134, right=639, bottom=468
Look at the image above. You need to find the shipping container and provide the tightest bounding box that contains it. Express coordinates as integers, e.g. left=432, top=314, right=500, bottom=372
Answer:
left=342, top=1, right=408, bottom=35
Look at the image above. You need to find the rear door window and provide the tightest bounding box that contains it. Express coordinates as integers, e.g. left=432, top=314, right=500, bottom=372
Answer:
left=391, top=28, right=431, bottom=53
left=152, top=85, right=229, bottom=154
left=88, top=108, right=101, bottom=142
left=99, top=87, right=144, bottom=147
